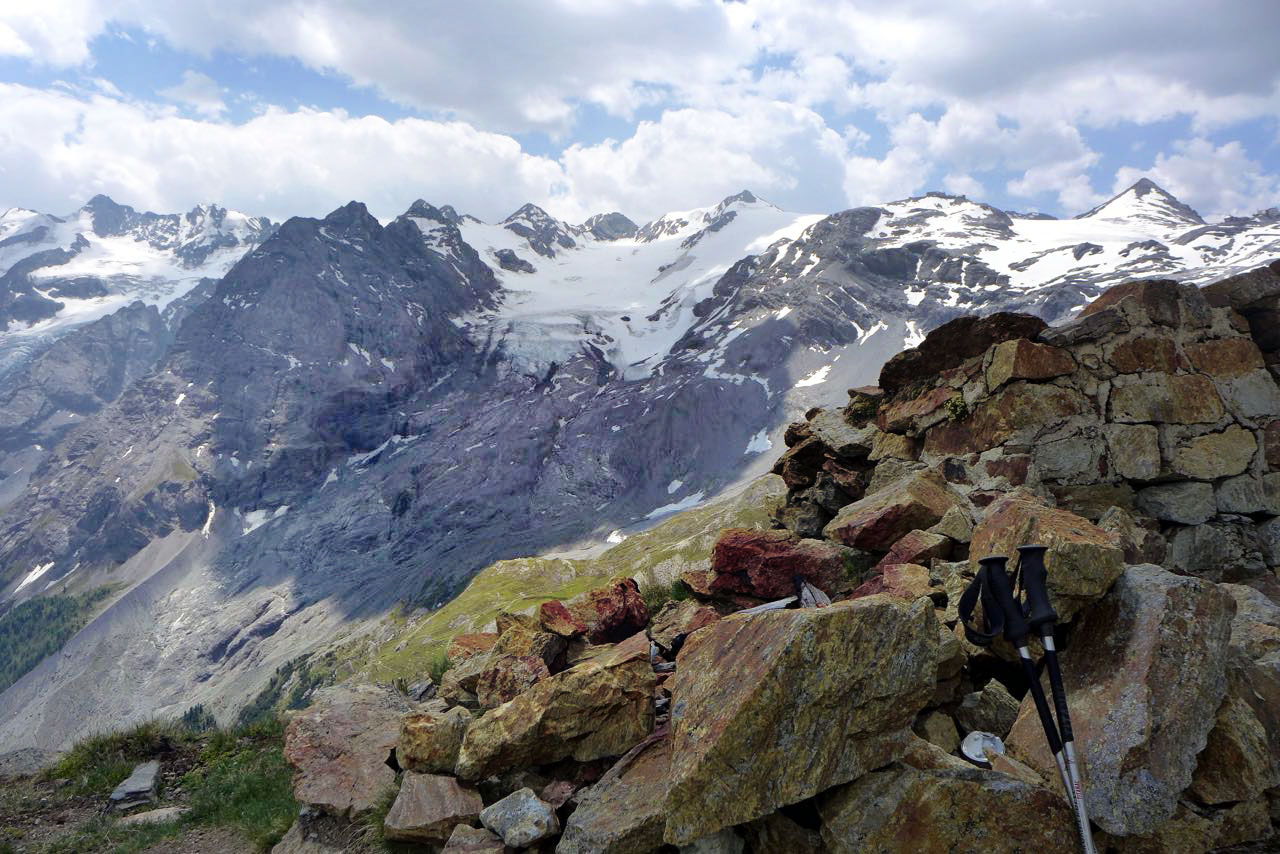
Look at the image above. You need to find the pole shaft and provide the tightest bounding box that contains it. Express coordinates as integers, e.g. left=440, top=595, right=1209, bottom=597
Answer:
left=1042, top=630, right=1097, bottom=854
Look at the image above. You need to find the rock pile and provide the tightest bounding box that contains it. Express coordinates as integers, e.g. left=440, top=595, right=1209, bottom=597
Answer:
left=274, top=265, right=1280, bottom=852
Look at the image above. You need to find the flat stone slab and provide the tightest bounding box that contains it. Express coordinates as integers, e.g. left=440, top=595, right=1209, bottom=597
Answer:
left=120, top=806, right=189, bottom=826
left=110, top=760, right=159, bottom=808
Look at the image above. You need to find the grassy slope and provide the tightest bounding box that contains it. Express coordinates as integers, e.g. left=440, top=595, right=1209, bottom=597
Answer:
left=361, top=474, right=784, bottom=682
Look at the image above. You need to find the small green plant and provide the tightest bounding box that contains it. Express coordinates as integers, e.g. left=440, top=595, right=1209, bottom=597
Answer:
left=44, top=719, right=190, bottom=795
left=945, top=394, right=969, bottom=421
left=847, top=396, right=880, bottom=421
left=357, top=781, right=401, bottom=850
left=183, top=737, right=297, bottom=851
left=640, top=577, right=693, bottom=613
left=427, top=649, right=453, bottom=685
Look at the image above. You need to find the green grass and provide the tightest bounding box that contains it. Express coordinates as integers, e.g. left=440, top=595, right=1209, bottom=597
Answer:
left=44, top=719, right=190, bottom=796
left=427, top=649, right=453, bottom=685
left=0, top=586, right=113, bottom=694
left=640, top=577, right=693, bottom=613
left=37, top=715, right=295, bottom=853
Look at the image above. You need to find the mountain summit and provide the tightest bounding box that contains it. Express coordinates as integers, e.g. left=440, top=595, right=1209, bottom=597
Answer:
left=1078, top=178, right=1205, bottom=228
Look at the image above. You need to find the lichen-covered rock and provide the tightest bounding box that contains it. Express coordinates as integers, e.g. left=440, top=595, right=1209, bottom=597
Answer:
left=479, top=787, right=559, bottom=849
left=1186, top=336, right=1266, bottom=377
left=566, top=577, right=650, bottom=644
left=872, top=529, right=951, bottom=571
left=556, top=733, right=672, bottom=854
left=491, top=623, right=567, bottom=669
left=398, top=705, right=471, bottom=774
left=878, top=312, right=1047, bottom=396
left=817, top=764, right=1075, bottom=853
left=447, top=633, right=499, bottom=662
left=1097, top=505, right=1167, bottom=565
left=1171, top=425, right=1257, bottom=480
left=823, top=470, right=965, bottom=551
left=922, top=382, right=1089, bottom=456
left=283, top=683, right=411, bottom=819
left=741, top=812, right=824, bottom=854
left=440, top=652, right=493, bottom=708
left=475, top=654, right=551, bottom=709
left=1109, top=372, right=1225, bottom=424
left=954, top=681, right=1020, bottom=737
left=1104, top=423, right=1161, bottom=480
left=913, top=711, right=960, bottom=753
left=985, top=338, right=1075, bottom=390
left=539, top=600, right=587, bottom=637
left=1166, top=517, right=1268, bottom=581
left=708, top=528, right=853, bottom=599
left=969, top=490, right=1124, bottom=622
left=806, top=409, right=877, bottom=459
left=383, top=772, right=483, bottom=844
left=852, top=562, right=933, bottom=601
left=646, top=599, right=721, bottom=654
left=663, top=595, right=940, bottom=844
left=455, top=644, right=655, bottom=781
left=928, top=505, right=973, bottom=543
left=1006, top=565, right=1234, bottom=835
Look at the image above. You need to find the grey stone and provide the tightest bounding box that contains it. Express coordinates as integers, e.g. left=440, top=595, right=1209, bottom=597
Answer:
left=680, top=828, right=745, bottom=854
left=1217, top=474, right=1269, bottom=515
left=1104, top=423, right=1161, bottom=481
left=1006, top=565, right=1234, bottom=835
left=119, top=806, right=188, bottom=826
left=927, top=505, right=973, bottom=544
left=1167, top=518, right=1268, bottom=581
left=383, top=772, right=483, bottom=844
left=1260, top=517, right=1280, bottom=566
left=479, top=787, right=559, bottom=848
left=1220, top=369, right=1280, bottom=419
left=441, top=824, right=506, bottom=853
left=1034, top=432, right=1103, bottom=482
left=1137, top=481, right=1216, bottom=524
left=807, top=410, right=876, bottom=459
left=109, top=760, right=159, bottom=809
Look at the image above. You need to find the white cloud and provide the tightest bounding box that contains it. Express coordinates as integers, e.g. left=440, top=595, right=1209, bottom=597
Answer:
left=158, top=70, right=226, bottom=116
left=1114, top=139, right=1280, bottom=220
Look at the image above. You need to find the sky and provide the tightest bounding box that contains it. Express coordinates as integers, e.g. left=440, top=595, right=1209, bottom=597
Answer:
left=0, top=1, right=1277, bottom=226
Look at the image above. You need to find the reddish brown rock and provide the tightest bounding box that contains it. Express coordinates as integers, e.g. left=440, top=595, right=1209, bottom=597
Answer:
left=709, top=528, right=852, bottom=599
left=283, top=684, right=411, bottom=819
left=447, top=633, right=498, bottom=662
left=1081, top=278, right=1186, bottom=326
left=783, top=420, right=813, bottom=447
left=440, top=824, right=506, bottom=853
left=985, top=338, right=1075, bottom=390
left=983, top=455, right=1031, bottom=486
left=475, top=654, right=551, bottom=709
left=538, top=600, right=587, bottom=638
left=556, top=733, right=673, bottom=854
left=822, top=470, right=965, bottom=551
left=878, top=312, right=1047, bottom=396
left=872, top=529, right=952, bottom=571
left=970, top=490, right=1124, bottom=622
left=383, top=772, right=483, bottom=844
left=1186, top=337, right=1266, bottom=378
left=771, top=436, right=828, bottom=490
left=567, top=578, right=650, bottom=644
left=923, top=382, right=1088, bottom=456
left=878, top=386, right=956, bottom=434
left=1107, top=334, right=1179, bottom=374
left=1109, top=372, right=1224, bottom=424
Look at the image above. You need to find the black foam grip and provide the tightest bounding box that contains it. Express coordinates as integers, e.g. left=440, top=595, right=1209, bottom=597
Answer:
left=1044, top=647, right=1075, bottom=743
left=1019, top=654, right=1062, bottom=755
left=978, top=555, right=1028, bottom=644
left=1017, top=545, right=1058, bottom=629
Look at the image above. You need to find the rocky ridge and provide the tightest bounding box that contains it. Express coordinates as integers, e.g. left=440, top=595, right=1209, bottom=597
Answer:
left=272, top=265, right=1280, bottom=852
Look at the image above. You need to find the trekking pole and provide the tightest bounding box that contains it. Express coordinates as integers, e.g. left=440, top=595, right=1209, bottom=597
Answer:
left=972, top=556, right=1074, bottom=811
left=1016, top=545, right=1097, bottom=854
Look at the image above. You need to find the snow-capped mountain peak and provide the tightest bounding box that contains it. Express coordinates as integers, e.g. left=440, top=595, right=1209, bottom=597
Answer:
left=501, top=202, right=579, bottom=258
left=1078, top=178, right=1205, bottom=228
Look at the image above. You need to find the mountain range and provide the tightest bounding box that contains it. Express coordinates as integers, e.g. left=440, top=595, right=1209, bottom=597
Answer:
left=0, top=178, right=1277, bottom=754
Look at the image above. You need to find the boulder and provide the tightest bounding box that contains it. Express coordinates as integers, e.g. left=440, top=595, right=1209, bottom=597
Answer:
left=475, top=654, right=551, bottom=709
left=1081, top=278, right=1193, bottom=327
left=679, top=828, right=745, bottom=853
left=872, top=529, right=951, bottom=572
left=383, top=772, right=483, bottom=844
left=448, top=633, right=499, bottom=662
left=1136, top=481, right=1216, bottom=525
left=646, top=599, right=721, bottom=654
left=878, top=386, right=958, bottom=435
left=479, top=788, right=560, bottom=849
left=491, top=624, right=566, bottom=669
left=741, top=812, right=824, bottom=854
left=1219, top=368, right=1280, bottom=419
left=1006, top=565, right=1234, bottom=835
left=878, top=312, right=1047, bottom=396
left=1109, top=372, right=1225, bottom=424
left=441, top=824, right=507, bottom=854
left=823, top=470, right=965, bottom=551
left=1104, top=423, right=1161, bottom=481
left=109, top=760, right=159, bottom=810
left=1097, top=506, right=1167, bottom=565
left=539, top=600, right=587, bottom=637
left=817, top=764, right=1075, bottom=853
left=985, top=338, right=1075, bottom=390
left=455, top=644, right=655, bottom=781
left=708, top=528, right=852, bottom=599
left=1107, top=334, right=1179, bottom=374
left=1203, top=260, right=1280, bottom=311
left=869, top=429, right=920, bottom=462
left=954, top=681, right=1020, bottom=737
left=398, top=705, right=472, bottom=774
left=969, top=491, right=1125, bottom=622
left=1110, top=798, right=1273, bottom=853
left=440, top=652, right=493, bottom=708
left=806, top=409, right=877, bottom=459
left=1171, top=425, right=1257, bottom=480
left=283, top=683, right=411, bottom=818
left=1166, top=518, right=1268, bottom=581
left=1216, top=473, right=1276, bottom=515
left=566, top=578, right=650, bottom=644
left=556, top=733, right=672, bottom=854
left=663, top=595, right=940, bottom=844
left=927, top=505, right=973, bottom=543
